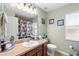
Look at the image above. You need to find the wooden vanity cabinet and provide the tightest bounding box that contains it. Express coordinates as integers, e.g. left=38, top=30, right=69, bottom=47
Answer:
left=22, top=43, right=47, bottom=56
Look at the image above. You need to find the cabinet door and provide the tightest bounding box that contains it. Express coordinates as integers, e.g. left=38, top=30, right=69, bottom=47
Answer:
left=36, top=50, right=42, bottom=56
left=43, top=43, right=47, bottom=56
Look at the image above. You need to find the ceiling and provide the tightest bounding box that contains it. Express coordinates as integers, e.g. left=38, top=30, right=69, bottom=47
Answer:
left=35, top=3, right=69, bottom=12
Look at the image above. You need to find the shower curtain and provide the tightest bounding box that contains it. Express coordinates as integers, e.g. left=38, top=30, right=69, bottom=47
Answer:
left=18, top=18, right=33, bottom=39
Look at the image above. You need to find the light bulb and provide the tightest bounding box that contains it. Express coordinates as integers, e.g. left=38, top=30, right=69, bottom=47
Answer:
left=33, top=8, right=37, bottom=14
left=26, top=6, right=31, bottom=13
left=23, top=5, right=29, bottom=11
left=31, top=7, right=37, bottom=14
left=17, top=3, right=23, bottom=9
left=30, top=7, right=34, bottom=14
left=23, top=7, right=26, bottom=11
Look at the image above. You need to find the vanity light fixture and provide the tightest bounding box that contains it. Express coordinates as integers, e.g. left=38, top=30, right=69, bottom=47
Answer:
left=10, top=3, right=37, bottom=15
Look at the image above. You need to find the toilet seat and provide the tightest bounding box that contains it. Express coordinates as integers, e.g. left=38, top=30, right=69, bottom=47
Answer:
left=47, top=44, right=57, bottom=54
left=47, top=44, right=57, bottom=48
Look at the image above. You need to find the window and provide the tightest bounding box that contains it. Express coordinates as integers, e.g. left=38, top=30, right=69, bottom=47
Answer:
left=66, top=12, right=79, bottom=41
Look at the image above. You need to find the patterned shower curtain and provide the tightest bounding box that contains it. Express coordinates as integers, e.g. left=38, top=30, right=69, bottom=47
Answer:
left=18, top=18, right=33, bottom=39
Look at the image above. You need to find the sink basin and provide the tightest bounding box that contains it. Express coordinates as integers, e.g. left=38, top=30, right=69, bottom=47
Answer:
left=22, top=40, right=39, bottom=48
left=1, top=42, right=14, bottom=52
left=5, top=43, right=14, bottom=50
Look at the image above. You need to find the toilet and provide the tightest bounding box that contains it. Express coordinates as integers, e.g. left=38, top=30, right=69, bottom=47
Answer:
left=47, top=44, right=57, bottom=56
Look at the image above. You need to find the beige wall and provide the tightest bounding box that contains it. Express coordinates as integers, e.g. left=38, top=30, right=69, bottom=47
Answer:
left=47, top=3, right=79, bottom=54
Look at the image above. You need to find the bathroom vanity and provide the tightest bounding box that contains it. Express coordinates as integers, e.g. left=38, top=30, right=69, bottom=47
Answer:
left=0, top=39, right=48, bottom=56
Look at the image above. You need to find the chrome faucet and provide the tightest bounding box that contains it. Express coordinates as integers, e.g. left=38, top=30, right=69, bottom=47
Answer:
left=10, top=36, right=14, bottom=44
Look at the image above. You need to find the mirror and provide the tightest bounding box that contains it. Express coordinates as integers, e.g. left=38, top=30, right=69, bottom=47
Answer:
left=0, top=3, right=38, bottom=43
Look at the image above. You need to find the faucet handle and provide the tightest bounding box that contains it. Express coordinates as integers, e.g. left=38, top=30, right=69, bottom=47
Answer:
left=10, top=36, right=14, bottom=43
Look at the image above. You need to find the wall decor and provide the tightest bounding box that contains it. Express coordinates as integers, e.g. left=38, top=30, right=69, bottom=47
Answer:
left=41, top=18, right=45, bottom=24
left=57, top=19, right=64, bottom=26
left=49, top=19, right=54, bottom=24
